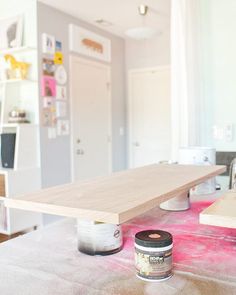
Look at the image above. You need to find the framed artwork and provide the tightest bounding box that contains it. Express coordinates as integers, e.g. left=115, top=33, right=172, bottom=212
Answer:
left=55, top=40, right=62, bottom=52
left=57, top=120, right=69, bottom=136
left=42, top=108, right=52, bottom=127
left=56, top=85, right=67, bottom=100
left=0, top=15, right=23, bottom=50
left=43, top=96, right=54, bottom=108
left=42, top=33, right=55, bottom=55
left=41, top=76, right=56, bottom=97
left=69, top=24, right=111, bottom=62
left=42, top=58, right=55, bottom=76
left=56, top=101, right=67, bottom=117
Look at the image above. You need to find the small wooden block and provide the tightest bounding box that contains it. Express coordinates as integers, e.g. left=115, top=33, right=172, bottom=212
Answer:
left=200, top=191, right=236, bottom=229
left=0, top=175, right=6, bottom=197
left=5, top=164, right=225, bottom=224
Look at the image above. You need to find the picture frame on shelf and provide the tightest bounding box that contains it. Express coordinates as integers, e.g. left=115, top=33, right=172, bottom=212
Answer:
left=0, top=15, right=23, bottom=50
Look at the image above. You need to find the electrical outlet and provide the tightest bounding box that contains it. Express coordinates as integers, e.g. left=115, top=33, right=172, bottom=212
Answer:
left=225, top=124, right=234, bottom=141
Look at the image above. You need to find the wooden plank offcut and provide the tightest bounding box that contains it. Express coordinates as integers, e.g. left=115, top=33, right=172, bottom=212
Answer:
left=5, top=164, right=225, bottom=224
left=200, top=190, right=236, bottom=229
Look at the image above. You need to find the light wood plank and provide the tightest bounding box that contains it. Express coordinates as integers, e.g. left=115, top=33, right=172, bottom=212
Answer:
left=200, top=190, right=236, bottom=228
left=5, top=164, right=225, bottom=224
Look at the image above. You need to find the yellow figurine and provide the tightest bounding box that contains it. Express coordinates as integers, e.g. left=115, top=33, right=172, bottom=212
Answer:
left=4, top=54, right=31, bottom=80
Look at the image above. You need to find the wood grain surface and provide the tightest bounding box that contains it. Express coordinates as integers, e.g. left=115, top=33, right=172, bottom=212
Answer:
left=5, top=164, right=225, bottom=224
left=200, top=190, right=236, bottom=228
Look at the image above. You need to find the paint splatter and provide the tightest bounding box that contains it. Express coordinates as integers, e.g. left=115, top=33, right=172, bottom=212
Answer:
left=121, top=199, right=236, bottom=282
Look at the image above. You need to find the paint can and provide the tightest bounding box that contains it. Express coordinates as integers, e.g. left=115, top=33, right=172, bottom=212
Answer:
left=135, top=230, right=173, bottom=281
left=77, top=220, right=123, bottom=255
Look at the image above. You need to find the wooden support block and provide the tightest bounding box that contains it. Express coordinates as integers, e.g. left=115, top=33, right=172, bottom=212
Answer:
left=200, top=190, right=236, bottom=229
left=5, top=164, right=225, bottom=224
left=0, top=175, right=6, bottom=197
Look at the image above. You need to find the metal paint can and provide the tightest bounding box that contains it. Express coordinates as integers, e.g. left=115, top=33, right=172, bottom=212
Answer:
left=135, top=230, right=173, bottom=281
left=77, top=220, right=123, bottom=255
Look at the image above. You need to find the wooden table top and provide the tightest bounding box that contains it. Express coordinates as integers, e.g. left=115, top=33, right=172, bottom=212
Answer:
left=5, top=164, right=225, bottom=224
left=200, top=190, right=236, bottom=229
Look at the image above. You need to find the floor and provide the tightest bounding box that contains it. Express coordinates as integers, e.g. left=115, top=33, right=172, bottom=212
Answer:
left=0, top=227, right=37, bottom=243
left=0, top=232, right=23, bottom=243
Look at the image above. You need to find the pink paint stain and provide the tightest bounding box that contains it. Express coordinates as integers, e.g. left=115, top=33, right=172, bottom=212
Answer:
left=120, top=200, right=236, bottom=281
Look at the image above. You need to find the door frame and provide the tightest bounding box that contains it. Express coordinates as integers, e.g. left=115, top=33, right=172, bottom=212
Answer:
left=128, top=65, right=170, bottom=168
left=69, top=55, right=113, bottom=182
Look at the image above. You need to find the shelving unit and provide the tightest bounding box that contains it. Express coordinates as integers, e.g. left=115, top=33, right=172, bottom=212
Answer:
left=0, top=168, right=42, bottom=234
left=0, top=46, right=36, bottom=56
left=0, top=79, right=37, bottom=85
left=0, top=45, right=42, bottom=235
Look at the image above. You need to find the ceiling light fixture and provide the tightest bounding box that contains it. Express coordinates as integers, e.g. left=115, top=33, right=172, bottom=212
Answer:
left=125, top=5, right=160, bottom=40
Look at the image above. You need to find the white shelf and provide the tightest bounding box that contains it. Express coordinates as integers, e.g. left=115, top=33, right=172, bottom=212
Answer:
left=0, top=45, right=41, bottom=235
left=0, top=46, right=36, bottom=55
left=0, top=79, right=37, bottom=85
left=1, top=123, right=36, bottom=128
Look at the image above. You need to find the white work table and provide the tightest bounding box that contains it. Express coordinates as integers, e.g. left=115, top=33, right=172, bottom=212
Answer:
left=4, top=164, right=225, bottom=223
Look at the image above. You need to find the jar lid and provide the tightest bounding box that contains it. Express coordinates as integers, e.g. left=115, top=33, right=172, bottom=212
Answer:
left=135, top=230, right=172, bottom=248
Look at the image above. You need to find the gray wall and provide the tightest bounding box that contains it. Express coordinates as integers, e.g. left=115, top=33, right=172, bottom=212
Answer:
left=37, top=2, right=126, bottom=188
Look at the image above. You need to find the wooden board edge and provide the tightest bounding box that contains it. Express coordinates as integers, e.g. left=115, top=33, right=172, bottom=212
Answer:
left=118, top=190, right=185, bottom=224
left=118, top=165, right=226, bottom=224
left=199, top=212, right=236, bottom=229
left=4, top=199, right=120, bottom=224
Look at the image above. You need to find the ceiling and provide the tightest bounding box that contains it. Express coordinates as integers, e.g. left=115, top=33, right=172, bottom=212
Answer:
left=39, top=0, right=170, bottom=38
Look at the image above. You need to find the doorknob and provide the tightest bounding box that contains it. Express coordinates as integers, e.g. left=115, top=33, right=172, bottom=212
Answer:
left=133, top=142, right=140, bottom=147
left=77, top=138, right=81, bottom=144
left=76, top=149, right=84, bottom=155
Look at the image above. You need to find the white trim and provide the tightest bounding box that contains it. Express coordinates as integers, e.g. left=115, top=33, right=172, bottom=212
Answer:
left=69, top=55, right=112, bottom=182
left=127, top=66, right=171, bottom=168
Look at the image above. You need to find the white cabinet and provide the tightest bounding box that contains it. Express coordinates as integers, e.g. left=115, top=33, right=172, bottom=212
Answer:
left=0, top=168, right=42, bottom=234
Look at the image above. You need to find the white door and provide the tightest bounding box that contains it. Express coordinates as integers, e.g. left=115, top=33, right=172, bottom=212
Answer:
left=70, top=57, right=112, bottom=181
left=129, top=67, right=171, bottom=168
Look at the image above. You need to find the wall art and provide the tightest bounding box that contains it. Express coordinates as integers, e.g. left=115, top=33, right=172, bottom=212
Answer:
left=57, top=119, right=69, bottom=136
left=56, top=85, right=67, bottom=100
left=55, top=40, right=62, bottom=52
left=54, top=52, right=63, bottom=65
left=41, top=76, right=56, bottom=97
left=69, top=24, right=111, bottom=62
left=42, top=33, right=55, bottom=55
left=55, top=65, right=67, bottom=85
left=56, top=101, right=67, bottom=117
left=42, top=58, right=55, bottom=76
left=0, top=15, right=23, bottom=50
